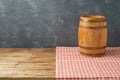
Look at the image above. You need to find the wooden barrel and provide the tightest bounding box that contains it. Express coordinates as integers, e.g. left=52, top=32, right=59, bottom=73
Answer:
left=78, top=15, right=107, bottom=57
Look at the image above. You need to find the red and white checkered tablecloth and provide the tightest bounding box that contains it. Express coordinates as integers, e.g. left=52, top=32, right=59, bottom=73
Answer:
left=56, top=47, right=120, bottom=80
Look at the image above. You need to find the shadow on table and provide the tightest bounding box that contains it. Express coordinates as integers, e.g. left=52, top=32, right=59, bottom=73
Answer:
left=104, top=48, right=120, bottom=58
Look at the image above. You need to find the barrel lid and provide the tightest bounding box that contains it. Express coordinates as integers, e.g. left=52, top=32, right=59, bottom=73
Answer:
left=80, top=15, right=106, bottom=22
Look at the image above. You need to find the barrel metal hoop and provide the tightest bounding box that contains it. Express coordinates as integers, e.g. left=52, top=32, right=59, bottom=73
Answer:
left=79, top=26, right=107, bottom=29
left=80, top=19, right=106, bottom=23
left=80, top=51, right=105, bottom=56
left=79, top=45, right=106, bottom=49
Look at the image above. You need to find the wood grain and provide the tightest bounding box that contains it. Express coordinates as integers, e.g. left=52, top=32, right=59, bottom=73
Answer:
left=0, top=48, right=55, bottom=80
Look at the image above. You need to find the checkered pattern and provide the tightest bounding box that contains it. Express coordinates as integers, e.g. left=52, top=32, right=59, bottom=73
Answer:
left=56, top=47, right=120, bottom=80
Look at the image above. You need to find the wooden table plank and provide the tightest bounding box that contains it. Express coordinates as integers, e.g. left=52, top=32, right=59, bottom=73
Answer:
left=0, top=48, right=55, bottom=80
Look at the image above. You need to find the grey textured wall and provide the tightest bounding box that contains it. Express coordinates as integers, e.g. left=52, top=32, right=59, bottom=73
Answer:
left=0, top=0, right=119, bottom=48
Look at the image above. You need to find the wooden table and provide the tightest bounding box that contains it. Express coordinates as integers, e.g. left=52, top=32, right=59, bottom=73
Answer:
left=0, top=48, right=55, bottom=80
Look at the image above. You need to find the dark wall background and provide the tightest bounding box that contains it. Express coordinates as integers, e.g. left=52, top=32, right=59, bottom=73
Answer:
left=0, top=0, right=119, bottom=48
